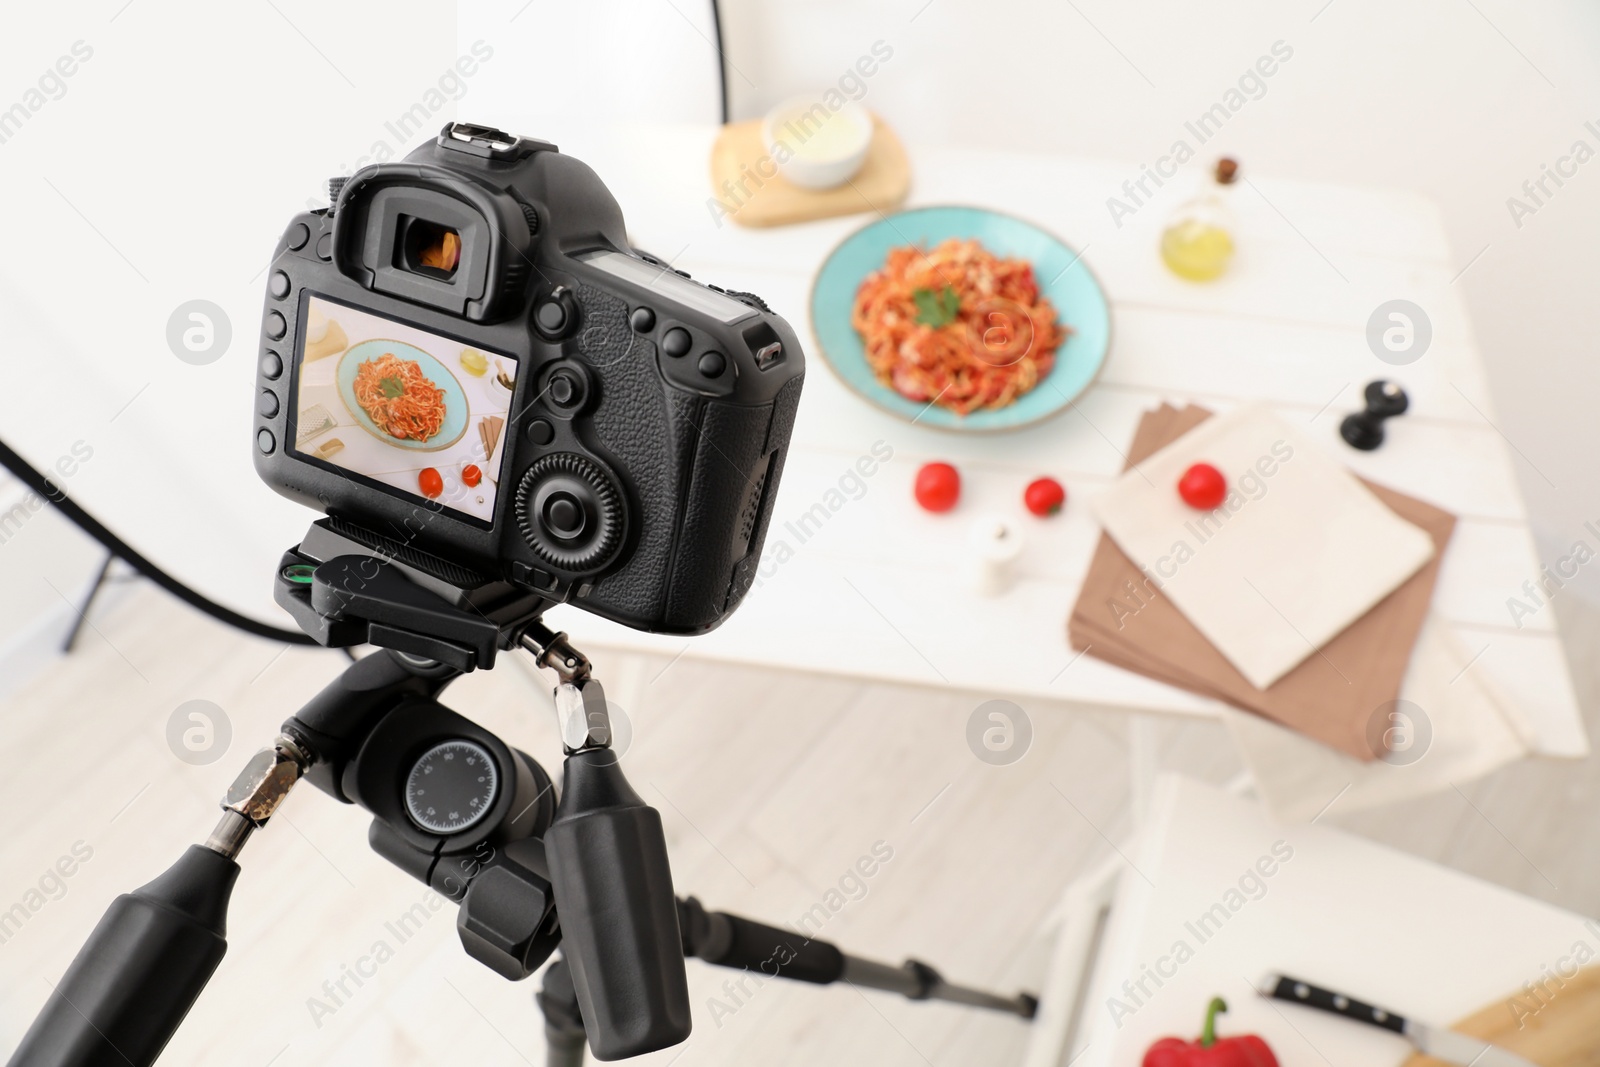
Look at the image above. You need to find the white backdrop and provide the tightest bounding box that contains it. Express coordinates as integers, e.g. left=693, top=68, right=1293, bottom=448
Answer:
left=2, top=0, right=1598, bottom=627
left=0, top=0, right=460, bottom=625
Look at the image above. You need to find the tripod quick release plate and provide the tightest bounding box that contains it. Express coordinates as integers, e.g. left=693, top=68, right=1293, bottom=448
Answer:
left=273, top=519, right=551, bottom=670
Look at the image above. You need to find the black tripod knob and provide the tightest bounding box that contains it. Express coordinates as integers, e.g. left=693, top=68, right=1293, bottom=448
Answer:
left=1340, top=380, right=1409, bottom=451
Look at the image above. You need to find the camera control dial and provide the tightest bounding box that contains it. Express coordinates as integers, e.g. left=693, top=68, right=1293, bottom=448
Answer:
left=515, top=453, right=624, bottom=572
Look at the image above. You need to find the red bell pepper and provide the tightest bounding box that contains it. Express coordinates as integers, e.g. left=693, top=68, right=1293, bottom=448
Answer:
left=1143, top=997, right=1279, bottom=1067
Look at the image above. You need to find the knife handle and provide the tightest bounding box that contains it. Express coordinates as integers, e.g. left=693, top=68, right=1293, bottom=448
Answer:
left=1260, top=973, right=1406, bottom=1034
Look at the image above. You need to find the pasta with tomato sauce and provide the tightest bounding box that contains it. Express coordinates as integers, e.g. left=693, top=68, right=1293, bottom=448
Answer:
left=353, top=352, right=448, bottom=442
left=851, top=238, right=1068, bottom=415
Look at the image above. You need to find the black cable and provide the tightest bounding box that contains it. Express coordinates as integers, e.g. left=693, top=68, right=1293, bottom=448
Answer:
left=709, top=0, right=730, bottom=124
left=0, top=435, right=318, bottom=646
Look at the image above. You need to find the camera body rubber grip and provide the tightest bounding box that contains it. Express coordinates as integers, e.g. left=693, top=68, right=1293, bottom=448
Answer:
left=7, top=846, right=237, bottom=1067
left=544, top=750, right=691, bottom=1061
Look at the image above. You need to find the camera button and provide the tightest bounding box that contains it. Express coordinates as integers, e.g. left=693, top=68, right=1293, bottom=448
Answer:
left=536, top=300, right=568, bottom=335
left=261, top=351, right=283, bottom=380
left=697, top=352, right=726, bottom=379
left=286, top=223, right=310, bottom=251
left=528, top=419, right=556, bottom=446
left=513, top=561, right=562, bottom=593
left=534, top=286, right=579, bottom=339
left=315, top=232, right=333, bottom=261
left=661, top=327, right=691, bottom=358
left=545, top=493, right=586, bottom=539
left=629, top=307, right=656, bottom=333
left=265, top=311, right=287, bottom=340
left=256, top=428, right=276, bottom=455
left=258, top=391, right=280, bottom=418
left=550, top=374, right=576, bottom=405
left=269, top=271, right=291, bottom=299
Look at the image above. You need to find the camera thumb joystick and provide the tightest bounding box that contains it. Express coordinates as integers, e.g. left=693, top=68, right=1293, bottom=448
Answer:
left=541, top=678, right=692, bottom=1060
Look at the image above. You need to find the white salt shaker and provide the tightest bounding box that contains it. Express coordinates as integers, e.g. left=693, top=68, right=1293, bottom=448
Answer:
left=968, top=513, right=1024, bottom=596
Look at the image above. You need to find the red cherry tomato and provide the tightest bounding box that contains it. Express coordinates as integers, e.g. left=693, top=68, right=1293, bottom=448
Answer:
left=461, top=464, right=483, bottom=488
left=1177, top=462, right=1227, bottom=510
left=418, top=467, right=444, bottom=499
left=914, top=462, right=961, bottom=513
left=1024, top=476, right=1066, bottom=517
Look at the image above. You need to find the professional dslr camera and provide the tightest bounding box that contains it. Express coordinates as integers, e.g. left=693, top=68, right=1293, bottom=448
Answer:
left=253, top=122, right=804, bottom=638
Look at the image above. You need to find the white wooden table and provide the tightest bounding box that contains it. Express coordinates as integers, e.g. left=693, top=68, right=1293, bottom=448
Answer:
left=0, top=119, right=1575, bottom=762
left=548, top=123, right=1584, bottom=759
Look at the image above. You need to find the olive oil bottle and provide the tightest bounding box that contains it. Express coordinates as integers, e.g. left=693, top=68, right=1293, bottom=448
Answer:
left=1161, top=158, right=1239, bottom=282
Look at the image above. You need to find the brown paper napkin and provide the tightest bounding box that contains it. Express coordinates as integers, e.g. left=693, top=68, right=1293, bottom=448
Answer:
left=1069, top=404, right=1456, bottom=760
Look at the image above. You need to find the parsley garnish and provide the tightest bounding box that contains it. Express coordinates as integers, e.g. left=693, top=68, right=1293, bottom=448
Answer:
left=378, top=376, right=405, bottom=399
left=912, top=285, right=961, bottom=328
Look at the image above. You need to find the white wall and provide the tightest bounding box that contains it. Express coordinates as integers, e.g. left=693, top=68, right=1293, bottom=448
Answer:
left=0, top=0, right=460, bottom=623
left=2, top=0, right=1597, bottom=626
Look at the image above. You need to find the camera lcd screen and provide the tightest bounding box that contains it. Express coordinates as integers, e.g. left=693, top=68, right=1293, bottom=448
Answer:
left=291, top=294, right=518, bottom=524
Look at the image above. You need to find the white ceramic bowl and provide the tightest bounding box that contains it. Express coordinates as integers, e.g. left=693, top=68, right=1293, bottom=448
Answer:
left=761, top=96, right=874, bottom=191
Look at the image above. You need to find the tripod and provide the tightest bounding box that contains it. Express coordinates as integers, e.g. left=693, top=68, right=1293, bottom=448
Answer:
left=9, top=519, right=1036, bottom=1066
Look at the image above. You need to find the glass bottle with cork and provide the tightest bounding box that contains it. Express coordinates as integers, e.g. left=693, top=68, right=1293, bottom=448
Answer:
left=1161, top=157, right=1239, bottom=282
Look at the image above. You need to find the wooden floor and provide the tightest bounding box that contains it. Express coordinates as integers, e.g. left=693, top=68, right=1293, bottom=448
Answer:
left=0, top=582, right=1596, bottom=1066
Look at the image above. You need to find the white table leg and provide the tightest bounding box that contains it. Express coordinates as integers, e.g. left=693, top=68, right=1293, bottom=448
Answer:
left=1128, top=715, right=1162, bottom=831
left=1022, top=852, right=1124, bottom=1067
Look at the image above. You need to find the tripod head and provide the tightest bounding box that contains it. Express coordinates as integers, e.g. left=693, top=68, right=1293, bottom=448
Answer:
left=285, top=518, right=693, bottom=1057
left=10, top=522, right=691, bottom=1065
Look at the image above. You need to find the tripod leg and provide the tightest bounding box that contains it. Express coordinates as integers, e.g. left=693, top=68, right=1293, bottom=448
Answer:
left=62, top=550, right=115, bottom=653
left=537, top=955, right=588, bottom=1067
left=679, top=897, right=1037, bottom=1019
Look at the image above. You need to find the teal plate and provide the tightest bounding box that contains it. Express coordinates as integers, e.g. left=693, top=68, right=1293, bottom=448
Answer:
left=336, top=340, right=470, bottom=451
left=809, top=206, right=1110, bottom=432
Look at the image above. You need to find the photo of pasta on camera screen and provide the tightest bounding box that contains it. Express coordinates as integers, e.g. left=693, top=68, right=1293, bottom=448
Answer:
left=291, top=294, right=518, bottom=523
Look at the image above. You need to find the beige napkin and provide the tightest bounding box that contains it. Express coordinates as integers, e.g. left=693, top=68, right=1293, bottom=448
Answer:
left=1221, top=616, right=1532, bottom=820
left=1069, top=405, right=1456, bottom=761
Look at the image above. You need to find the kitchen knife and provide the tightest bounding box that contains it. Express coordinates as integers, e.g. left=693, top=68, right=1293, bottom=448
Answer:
left=1259, top=973, right=1538, bottom=1067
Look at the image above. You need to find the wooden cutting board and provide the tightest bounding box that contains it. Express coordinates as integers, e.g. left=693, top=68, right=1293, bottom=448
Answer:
left=707, top=114, right=909, bottom=228
left=1402, top=966, right=1600, bottom=1067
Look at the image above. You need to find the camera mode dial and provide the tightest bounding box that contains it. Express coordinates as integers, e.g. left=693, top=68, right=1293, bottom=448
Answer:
left=515, top=453, right=624, bottom=572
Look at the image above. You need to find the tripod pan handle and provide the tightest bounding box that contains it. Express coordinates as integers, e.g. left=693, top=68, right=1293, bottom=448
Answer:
left=7, top=846, right=237, bottom=1067
left=545, top=751, right=691, bottom=1061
